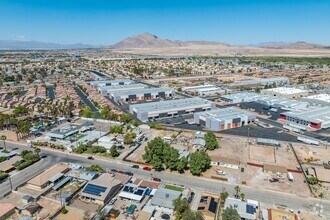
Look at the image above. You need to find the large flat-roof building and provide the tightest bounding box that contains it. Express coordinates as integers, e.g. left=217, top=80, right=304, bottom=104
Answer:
left=280, top=106, right=330, bottom=129
left=110, top=88, right=174, bottom=103
left=129, top=98, right=216, bottom=122
left=302, top=93, right=330, bottom=107
left=220, top=92, right=309, bottom=110
left=194, top=107, right=256, bottom=131
left=90, top=79, right=134, bottom=88
left=98, top=83, right=149, bottom=96
left=228, top=77, right=289, bottom=88
left=182, top=84, right=224, bottom=96
left=261, top=87, right=308, bottom=99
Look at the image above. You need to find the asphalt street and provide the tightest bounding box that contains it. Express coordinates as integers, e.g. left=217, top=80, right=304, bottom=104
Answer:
left=74, top=86, right=100, bottom=115
left=1, top=142, right=329, bottom=218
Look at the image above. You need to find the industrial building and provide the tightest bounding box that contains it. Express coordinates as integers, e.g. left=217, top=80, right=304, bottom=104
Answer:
left=89, top=79, right=134, bottom=88
left=129, top=98, right=216, bottom=122
left=228, top=77, right=289, bottom=87
left=261, top=87, right=308, bottom=99
left=220, top=92, right=309, bottom=110
left=193, top=107, right=256, bottom=131
left=182, top=84, right=224, bottom=96
left=98, top=83, right=149, bottom=96
left=302, top=93, right=330, bottom=106
left=109, top=88, right=174, bottom=103
left=280, top=106, right=330, bottom=129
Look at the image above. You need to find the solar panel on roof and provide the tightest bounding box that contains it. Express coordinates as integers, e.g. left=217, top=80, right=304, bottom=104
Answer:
left=136, top=189, right=144, bottom=196
left=83, top=183, right=107, bottom=196
left=246, top=204, right=255, bottom=214
left=208, top=197, right=217, bottom=213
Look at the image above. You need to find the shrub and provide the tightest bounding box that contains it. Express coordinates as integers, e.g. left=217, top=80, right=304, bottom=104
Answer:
left=61, top=207, right=69, bottom=214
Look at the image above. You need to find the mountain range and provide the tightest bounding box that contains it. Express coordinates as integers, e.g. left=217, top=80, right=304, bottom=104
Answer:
left=0, top=40, right=96, bottom=50
left=0, top=33, right=329, bottom=50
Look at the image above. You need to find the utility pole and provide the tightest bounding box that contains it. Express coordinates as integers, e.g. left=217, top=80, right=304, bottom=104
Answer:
left=247, top=127, right=250, bottom=145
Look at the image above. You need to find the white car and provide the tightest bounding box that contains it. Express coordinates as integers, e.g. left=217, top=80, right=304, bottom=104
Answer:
left=216, top=170, right=226, bottom=175
left=109, top=197, right=117, bottom=205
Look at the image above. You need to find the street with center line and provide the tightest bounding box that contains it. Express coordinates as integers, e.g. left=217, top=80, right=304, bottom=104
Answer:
left=2, top=141, right=329, bottom=218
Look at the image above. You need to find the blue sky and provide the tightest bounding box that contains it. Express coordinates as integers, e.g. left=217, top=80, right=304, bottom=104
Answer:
left=1, top=0, right=329, bottom=45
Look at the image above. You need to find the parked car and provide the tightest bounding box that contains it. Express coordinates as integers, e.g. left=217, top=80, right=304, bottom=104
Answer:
left=269, top=178, right=279, bottom=183
left=124, top=171, right=134, bottom=176
left=216, top=170, right=226, bottom=175
left=131, top=165, right=140, bottom=169
left=109, top=197, right=117, bottom=205
left=87, top=156, right=94, bottom=160
left=110, top=169, right=118, bottom=173
left=118, top=170, right=124, bottom=174
left=40, top=155, right=48, bottom=159
left=152, top=177, right=161, bottom=182
left=143, top=166, right=152, bottom=171
left=116, top=145, right=125, bottom=150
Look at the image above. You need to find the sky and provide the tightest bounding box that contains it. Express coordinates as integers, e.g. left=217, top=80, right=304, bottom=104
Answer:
left=1, top=0, right=330, bottom=45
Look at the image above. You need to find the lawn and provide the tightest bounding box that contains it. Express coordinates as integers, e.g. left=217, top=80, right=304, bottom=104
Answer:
left=164, top=184, right=184, bottom=192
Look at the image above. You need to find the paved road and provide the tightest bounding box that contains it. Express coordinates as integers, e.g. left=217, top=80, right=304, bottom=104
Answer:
left=46, top=85, right=55, bottom=100
left=1, top=142, right=329, bottom=218
left=74, top=86, right=99, bottom=115
left=81, top=69, right=110, bottom=79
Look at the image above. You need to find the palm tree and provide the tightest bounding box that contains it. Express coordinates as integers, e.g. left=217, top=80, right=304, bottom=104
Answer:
left=234, top=185, right=240, bottom=198
left=1, top=135, right=7, bottom=152
left=240, top=193, right=245, bottom=201
left=34, top=147, right=41, bottom=158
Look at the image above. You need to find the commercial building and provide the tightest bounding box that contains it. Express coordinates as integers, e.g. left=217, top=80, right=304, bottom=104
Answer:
left=98, top=83, right=149, bottom=96
left=118, top=183, right=147, bottom=202
left=302, top=93, right=330, bottom=106
left=46, top=124, right=79, bottom=140
left=27, top=163, right=70, bottom=190
left=80, top=173, right=130, bottom=205
left=89, top=79, right=134, bottom=88
left=130, top=98, right=216, bottom=122
left=261, top=87, right=308, bottom=99
left=224, top=197, right=259, bottom=220
left=220, top=92, right=309, bottom=110
left=150, top=188, right=181, bottom=210
left=194, top=107, right=256, bottom=131
left=228, top=77, right=289, bottom=87
left=110, top=88, right=174, bottom=103
left=280, top=106, right=330, bottom=129
left=182, top=84, right=224, bottom=96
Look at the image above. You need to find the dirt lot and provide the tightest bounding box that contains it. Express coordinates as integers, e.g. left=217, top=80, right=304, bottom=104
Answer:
left=55, top=207, right=86, bottom=220
left=69, top=197, right=100, bottom=214
left=36, top=197, right=61, bottom=219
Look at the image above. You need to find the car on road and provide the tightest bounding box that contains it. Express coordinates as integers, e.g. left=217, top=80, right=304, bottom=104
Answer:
left=152, top=177, right=161, bottom=182
left=110, top=169, right=118, bottom=173
left=87, top=156, right=94, bottom=160
left=40, top=155, right=48, bottom=159
left=12, top=147, right=19, bottom=151
left=124, top=171, right=134, bottom=176
left=143, top=166, right=152, bottom=171
left=109, top=197, right=117, bottom=205
left=131, top=165, right=139, bottom=169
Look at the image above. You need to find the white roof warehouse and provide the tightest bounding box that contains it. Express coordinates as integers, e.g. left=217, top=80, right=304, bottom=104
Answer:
left=129, top=98, right=216, bottom=122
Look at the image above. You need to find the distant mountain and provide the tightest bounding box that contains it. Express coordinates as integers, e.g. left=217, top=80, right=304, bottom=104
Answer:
left=109, top=33, right=229, bottom=49
left=0, top=40, right=97, bottom=50
left=255, top=41, right=329, bottom=50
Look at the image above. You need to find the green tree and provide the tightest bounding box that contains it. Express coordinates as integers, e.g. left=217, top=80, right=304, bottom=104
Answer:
left=109, top=125, right=122, bottom=134
left=0, top=135, right=7, bottom=152
left=120, top=113, right=133, bottom=123
left=110, top=146, right=120, bottom=157
left=220, top=191, right=229, bottom=204
left=189, top=151, right=211, bottom=176
left=34, top=147, right=41, bottom=158
left=123, top=132, right=136, bottom=144
left=86, top=164, right=104, bottom=173
left=163, top=146, right=180, bottom=170
left=222, top=207, right=240, bottom=220
left=240, top=193, right=245, bottom=201
left=80, top=107, right=94, bottom=118
left=234, top=186, right=240, bottom=197
left=204, top=131, right=218, bottom=150
left=176, top=157, right=188, bottom=173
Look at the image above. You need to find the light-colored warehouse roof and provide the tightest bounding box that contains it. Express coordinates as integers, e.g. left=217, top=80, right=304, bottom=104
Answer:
left=110, top=87, right=173, bottom=96
left=283, top=106, right=330, bottom=124
left=99, top=83, right=148, bottom=92
left=195, top=107, right=255, bottom=122
left=90, top=79, right=133, bottom=85
left=263, top=87, right=307, bottom=95
left=130, top=98, right=214, bottom=113
left=304, top=94, right=330, bottom=103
